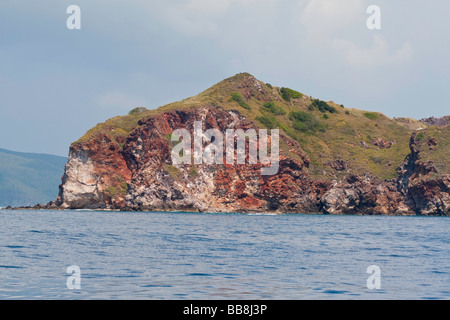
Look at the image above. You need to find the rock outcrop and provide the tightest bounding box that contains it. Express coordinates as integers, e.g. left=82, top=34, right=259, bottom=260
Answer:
left=396, top=131, right=449, bottom=215
left=419, top=116, right=450, bottom=127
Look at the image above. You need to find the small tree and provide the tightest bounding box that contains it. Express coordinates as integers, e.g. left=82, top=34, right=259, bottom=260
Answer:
left=128, top=107, right=148, bottom=115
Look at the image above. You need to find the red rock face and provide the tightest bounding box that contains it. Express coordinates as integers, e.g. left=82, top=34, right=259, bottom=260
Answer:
left=54, top=106, right=449, bottom=215
left=119, top=107, right=310, bottom=213
left=371, top=137, right=393, bottom=149
left=237, top=74, right=271, bottom=101
left=407, top=176, right=450, bottom=215
left=396, top=131, right=450, bottom=215
left=56, top=132, right=131, bottom=209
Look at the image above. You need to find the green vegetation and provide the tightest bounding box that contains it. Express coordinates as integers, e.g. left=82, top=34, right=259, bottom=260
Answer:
left=410, top=126, right=450, bottom=178
left=289, top=111, right=326, bottom=133
left=256, top=115, right=277, bottom=129
left=189, top=166, right=198, bottom=177
left=280, top=87, right=303, bottom=101
left=106, top=177, right=128, bottom=199
left=230, top=92, right=251, bottom=110
left=364, top=112, right=380, bottom=120
left=416, top=131, right=425, bottom=141
left=106, top=184, right=128, bottom=198
left=369, top=155, right=384, bottom=164
left=289, top=111, right=314, bottom=123
left=74, top=113, right=145, bottom=145
left=128, top=107, right=148, bottom=115
left=309, top=99, right=337, bottom=113
left=262, top=101, right=286, bottom=115
left=163, top=163, right=182, bottom=180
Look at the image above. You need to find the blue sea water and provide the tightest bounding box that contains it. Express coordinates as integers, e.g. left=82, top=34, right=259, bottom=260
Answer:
left=0, top=209, right=449, bottom=300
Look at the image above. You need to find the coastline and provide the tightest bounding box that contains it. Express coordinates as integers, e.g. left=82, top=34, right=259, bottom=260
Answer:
left=5, top=203, right=426, bottom=216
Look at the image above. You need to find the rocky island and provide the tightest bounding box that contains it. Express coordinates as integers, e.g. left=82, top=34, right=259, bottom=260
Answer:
left=38, top=73, right=449, bottom=215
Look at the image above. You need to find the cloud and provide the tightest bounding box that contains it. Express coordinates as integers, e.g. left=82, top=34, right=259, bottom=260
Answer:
left=95, top=92, right=147, bottom=110
left=127, top=0, right=278, bottom=36
left=298, top=0, right=413, bottom=68
left=299, top=0, right=365, bottom=44
left=332, top=35, right=413, bottom=68
left=184, top=0, right=234, bottom=14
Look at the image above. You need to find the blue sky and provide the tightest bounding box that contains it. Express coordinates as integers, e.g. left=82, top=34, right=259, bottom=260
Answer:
left=1, top=0, right=449, bottom=156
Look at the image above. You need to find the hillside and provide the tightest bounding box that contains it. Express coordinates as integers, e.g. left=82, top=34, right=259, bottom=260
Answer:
left=0, top=148, right=67, bottom=207
left=49, top=73, right=449, bottom=215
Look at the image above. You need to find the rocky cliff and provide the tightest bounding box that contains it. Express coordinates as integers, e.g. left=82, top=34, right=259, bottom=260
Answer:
left=55, top=106, right=314, bottom=213
left=49, top=73, right=449, bottom=215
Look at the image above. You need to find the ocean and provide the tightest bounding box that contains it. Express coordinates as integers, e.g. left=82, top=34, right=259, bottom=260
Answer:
left=0, top=209, right=449, bottom=300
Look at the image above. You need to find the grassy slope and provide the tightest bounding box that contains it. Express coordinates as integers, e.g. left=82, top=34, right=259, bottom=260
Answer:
left=0, top=148, right=67, bottom=207
left=73, top=73, right=433, bottom=181
left=412, top=126, right=450, bottom=180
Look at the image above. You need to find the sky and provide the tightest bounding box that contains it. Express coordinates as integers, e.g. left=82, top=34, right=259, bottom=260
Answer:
left=0, top=0, right=449, bottom=156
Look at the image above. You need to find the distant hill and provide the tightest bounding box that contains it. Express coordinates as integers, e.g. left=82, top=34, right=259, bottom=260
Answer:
left=0, top=148, right=67, bottom=207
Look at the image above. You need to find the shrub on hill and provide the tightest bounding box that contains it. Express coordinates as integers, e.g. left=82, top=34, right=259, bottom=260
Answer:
left=256, top=115, right=277, bottom=129
left=262, top=101, right=286, bottom=115
left=280, top=87, right=303, bottom=101
left=309, top=99, right=337, bottom=114
left=289, top=111, right=326, bottom=133
left=230, top=92, right=251, bottom=110
left=364, top=112, right=379, bottom=120
left=128, top=107, right=148, bottom=115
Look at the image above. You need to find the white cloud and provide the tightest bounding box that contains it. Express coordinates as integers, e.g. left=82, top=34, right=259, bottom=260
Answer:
left=299, top=0, right=365, bottom=44
left=128, top=0, right=278, bottom=36
left=298, top=0, right=413, bottom=68
left=184, top=0, right=234, bottom=14
left=332, top=35, right=413, bottom=68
